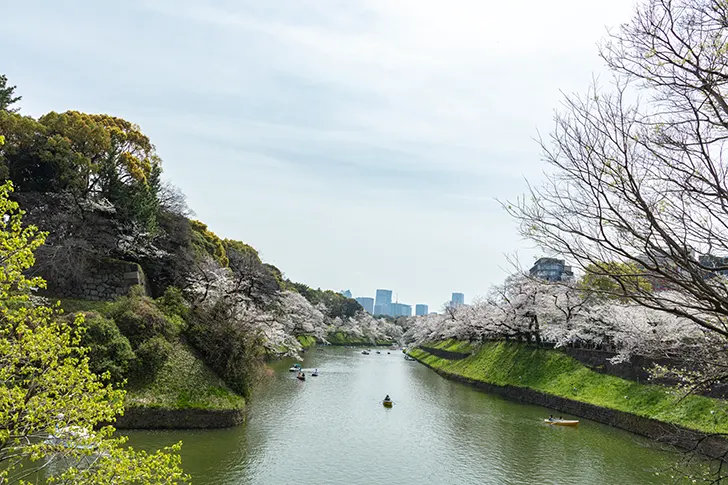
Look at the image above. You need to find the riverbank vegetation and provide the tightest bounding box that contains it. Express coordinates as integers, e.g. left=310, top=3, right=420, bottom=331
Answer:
left=125, top=341, right=245, bottom=412
left=410, top=342, right=728, bottom=434
left=0, top=177, right=187, bottom=483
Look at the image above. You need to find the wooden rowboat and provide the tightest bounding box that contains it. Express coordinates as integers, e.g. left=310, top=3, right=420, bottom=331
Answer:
left=544, top=419, right=579, bottom=427
left=383, top=400, right=393, bottom=408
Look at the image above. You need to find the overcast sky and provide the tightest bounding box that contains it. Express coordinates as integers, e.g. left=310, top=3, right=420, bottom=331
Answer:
left=2, top=0, right=637, bottom=311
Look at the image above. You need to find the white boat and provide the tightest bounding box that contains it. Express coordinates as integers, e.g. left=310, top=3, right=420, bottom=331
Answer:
left=544, top=418, right=579, bottom=427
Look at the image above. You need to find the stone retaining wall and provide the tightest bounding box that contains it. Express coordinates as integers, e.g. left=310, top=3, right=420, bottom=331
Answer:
left=115, top=407, right=246, bottom=429
left=41, top=258, right=150, bottom=301
left=412, top=350, right=728, bottom=459
left=419, top=346, right=470, bottom=360
left=446, top=341, right=728, bottom=398
left=561, top=347, right=728, bottom=398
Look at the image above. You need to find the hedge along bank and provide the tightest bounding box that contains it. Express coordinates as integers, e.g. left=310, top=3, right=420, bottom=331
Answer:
left=408, top=340, right=728, bottom=458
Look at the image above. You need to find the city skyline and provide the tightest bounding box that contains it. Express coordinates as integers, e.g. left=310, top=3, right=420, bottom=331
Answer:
left=350, top=287, right=464, bottom=316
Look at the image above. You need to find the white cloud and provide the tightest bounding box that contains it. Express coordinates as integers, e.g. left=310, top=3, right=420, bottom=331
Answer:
left=1, top=0, right=637, bottom=309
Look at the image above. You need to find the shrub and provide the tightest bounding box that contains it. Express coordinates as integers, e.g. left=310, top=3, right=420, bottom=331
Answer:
left=108, top=286, right=178, bottom=346
left=131, top=336, right=173, bottom=384
left=76, top=311, right=135, bottom=384
left=189, top=220, right=228, bottom=266
left=155, top=286, right=189, bottom=332
left=186, top=298, right=265, bottom=399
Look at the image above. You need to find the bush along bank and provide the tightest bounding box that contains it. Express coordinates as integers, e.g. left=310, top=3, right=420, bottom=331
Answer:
left=323, top=331, right=395, bottom=346
left=61, top=292, right=246, bottom=429
left=118, top=341, right=245, bottom=429
left=409, top=341, right=728, bottom=458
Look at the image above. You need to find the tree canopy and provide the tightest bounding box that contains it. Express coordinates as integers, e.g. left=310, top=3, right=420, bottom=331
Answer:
left=578, top=261, right=652, bottom=299
left=0, top=179, right=187, bottom=484
left=506, top=0, right=728, bottom=340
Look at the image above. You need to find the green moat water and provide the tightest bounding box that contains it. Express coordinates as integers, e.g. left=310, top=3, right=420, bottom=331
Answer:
left=125, top=347, right=705, bottom=484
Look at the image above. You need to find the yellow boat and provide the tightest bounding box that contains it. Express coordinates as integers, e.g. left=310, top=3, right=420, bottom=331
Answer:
left=383, top=400, right=393, bottom=408
left=544, top=419, right=579, bottom=427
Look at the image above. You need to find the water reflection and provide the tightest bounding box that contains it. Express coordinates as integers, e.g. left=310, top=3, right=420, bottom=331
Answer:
left=122, top=347, right=700, bottom=484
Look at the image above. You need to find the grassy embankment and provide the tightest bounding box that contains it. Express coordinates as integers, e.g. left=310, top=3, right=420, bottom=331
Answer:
left=324, top=331, right=394, bottom=346
left=297, top=335, right=318, bottom=349
left=61, top=299, right=244, bottom=413
left=124, top=341, right=244, bottom=411
left=410, top=340, right=728, bottom=434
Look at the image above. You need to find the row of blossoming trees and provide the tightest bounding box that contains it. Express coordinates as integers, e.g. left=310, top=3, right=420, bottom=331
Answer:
left=405, top=274, right=709, bottom=370
left=188, top=254, right=401, bottom=361
left=407, top=274, right=728, bottom=407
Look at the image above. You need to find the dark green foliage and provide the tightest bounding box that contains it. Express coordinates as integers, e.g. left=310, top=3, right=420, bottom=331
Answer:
left=77, top=311, right=135, bottom=384
left=0, top=106, right=163, bottom=236
left=108, top=286, right=179, bottom=346
left=286, top=281, right=362, bottom=319
left=0, top=74, right=21, bottom=112
left=132, top=336, right=173, bottom=384
left=189, top=220, right=228, bottom=266
left=156, top=286, right=189, bottom=322
left=186, top=299, right=265, bottom=399
left=103, top=286, right=180, bottom=384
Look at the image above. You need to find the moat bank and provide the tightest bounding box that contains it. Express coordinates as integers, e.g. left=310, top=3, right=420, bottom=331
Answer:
left=408, top=341, right=728, bottom=458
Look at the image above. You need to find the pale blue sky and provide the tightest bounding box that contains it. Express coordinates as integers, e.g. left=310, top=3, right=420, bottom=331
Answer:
left=2, top=0, right=636, bottom=310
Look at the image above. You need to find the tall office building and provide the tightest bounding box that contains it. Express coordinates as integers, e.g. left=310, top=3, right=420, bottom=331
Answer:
left=390, top=303, right=412, bottom=317
left=451, top=292, right=465, bottom=306
left=415, top=304, right=429, bottom=316
left=374, top=289, right=393, bottom=316
left=529, top=258, right=574, bottom=282
left=340, top=289, right=353, bottom=298
left=355, top=297, right=374, bottom=314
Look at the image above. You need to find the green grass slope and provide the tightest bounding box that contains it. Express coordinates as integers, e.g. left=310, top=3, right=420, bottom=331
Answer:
left=325, top=331, right=393, bottom=346
left=125, top=341, right=245, bottom=411
left=422, top=338, right=474, bottom=354
left=410, top=341, right=728, bottom=434
left=297, top=335, right=317, bottom=349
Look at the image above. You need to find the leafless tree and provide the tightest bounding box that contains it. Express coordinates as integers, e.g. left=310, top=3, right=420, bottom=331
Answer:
left=158, top=180, right=194, bottom=217
left=507, top=0, right=728, bottom=340
left=505, top=0, right=728, bottom=477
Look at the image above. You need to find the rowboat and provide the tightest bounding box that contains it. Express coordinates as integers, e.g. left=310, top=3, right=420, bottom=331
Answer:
left=297, top=375, right=306, bottom=381
left=383, top=400, right=393, bottom=408
left=544, top=419, right=579, bottom=427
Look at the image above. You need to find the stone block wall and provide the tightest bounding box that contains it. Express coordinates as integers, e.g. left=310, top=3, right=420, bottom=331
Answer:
left=41, top=258, right=150, bottom=301
left=115, top=407, right=246, bottom=429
